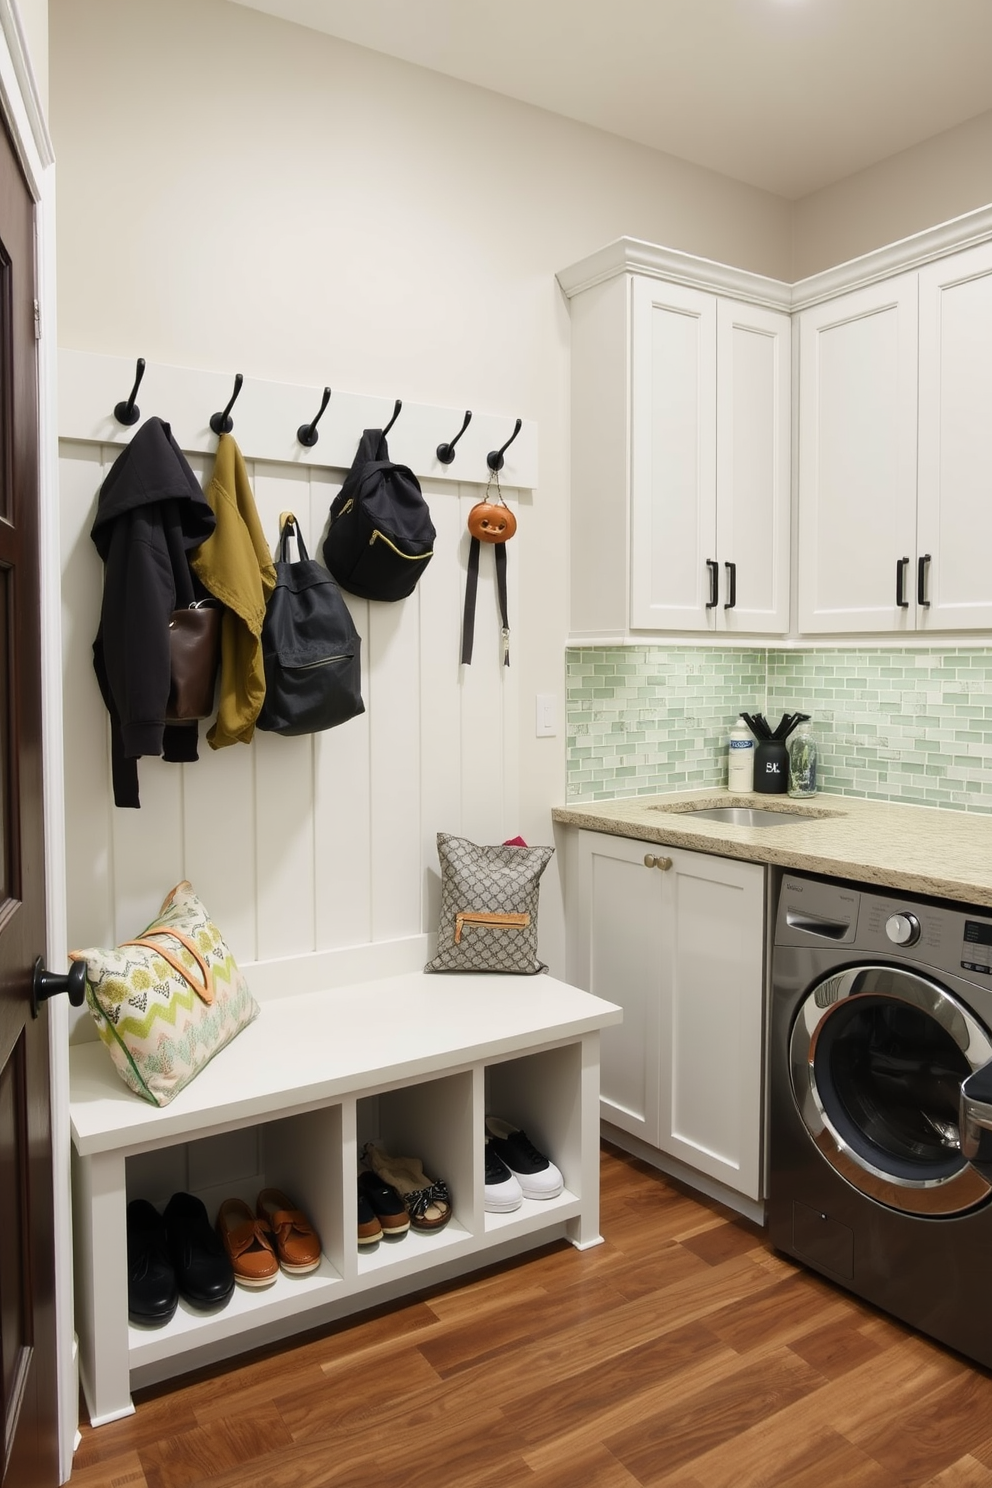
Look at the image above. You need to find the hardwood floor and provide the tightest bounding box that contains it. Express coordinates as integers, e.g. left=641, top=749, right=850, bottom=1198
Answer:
left=70, top=1143, right=992, bottom=1488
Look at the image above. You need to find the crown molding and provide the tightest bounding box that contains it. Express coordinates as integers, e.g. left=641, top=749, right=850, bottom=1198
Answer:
left=789, top=203, right=992, bottom=309
left=556, top=237, right=793, bottom=311
left=559, top=203, right=992, bottom=313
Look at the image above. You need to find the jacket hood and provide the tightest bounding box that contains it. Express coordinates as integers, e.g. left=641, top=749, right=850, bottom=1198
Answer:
left=91, top=416, right=216, bottom=560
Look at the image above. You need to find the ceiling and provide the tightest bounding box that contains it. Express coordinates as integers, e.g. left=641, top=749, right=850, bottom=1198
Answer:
left=230, top=0, right=992, bottom=199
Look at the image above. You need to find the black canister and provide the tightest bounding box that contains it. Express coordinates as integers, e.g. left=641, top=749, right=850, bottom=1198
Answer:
left=753, top=738, right=789, bottom=793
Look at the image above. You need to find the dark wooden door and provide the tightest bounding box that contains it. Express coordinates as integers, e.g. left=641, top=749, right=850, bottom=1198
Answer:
left=0, top=115, right=58, bottom=1488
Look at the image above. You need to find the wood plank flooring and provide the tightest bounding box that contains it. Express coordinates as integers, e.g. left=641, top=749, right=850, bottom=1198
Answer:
left=69, top=1143, right=992, bottom=1488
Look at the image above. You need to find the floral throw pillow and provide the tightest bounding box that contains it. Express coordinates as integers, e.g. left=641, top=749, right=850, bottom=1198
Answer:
left=71, top=880, right=259, bottom=1107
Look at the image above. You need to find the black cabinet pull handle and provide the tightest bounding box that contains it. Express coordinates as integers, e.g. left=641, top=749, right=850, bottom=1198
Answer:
left=723, top=561, right=737, bottom=610
left=705, top=558, right=718, bottom=609
left=917, top=553, right=932, bottom=608
left=896, top=556, right=910, bottom=608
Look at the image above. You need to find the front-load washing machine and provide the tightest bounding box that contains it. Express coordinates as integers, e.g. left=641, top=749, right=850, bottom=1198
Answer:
left=768, top=870, right=992, bottom=1369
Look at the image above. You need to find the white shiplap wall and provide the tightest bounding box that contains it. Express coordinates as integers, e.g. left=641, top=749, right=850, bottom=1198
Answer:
left=60, top=355, right=535, bottom=1040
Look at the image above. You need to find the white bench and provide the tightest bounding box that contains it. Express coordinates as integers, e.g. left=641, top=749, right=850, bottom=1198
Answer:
left=69, top=969, right=621, bottom=1426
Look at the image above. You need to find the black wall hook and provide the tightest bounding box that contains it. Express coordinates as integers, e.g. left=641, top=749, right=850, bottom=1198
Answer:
left=210, top=373, right=244, bottom=435
left=298, top=386, right=332, bottom=448
left=487, top=417, right=522, bottom=472
left=113, top=357, right=146, bottom=426
left=382, top=398, right=402, bottom=439
left=436, top=409, right=472, bottom=465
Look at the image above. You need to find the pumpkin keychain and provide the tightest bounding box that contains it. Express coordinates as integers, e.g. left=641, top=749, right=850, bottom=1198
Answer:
left=461, top=467, right=516, bottom=667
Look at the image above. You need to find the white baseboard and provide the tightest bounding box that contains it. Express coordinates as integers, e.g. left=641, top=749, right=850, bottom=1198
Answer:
left=602, top=1123, right=766, bottom=1226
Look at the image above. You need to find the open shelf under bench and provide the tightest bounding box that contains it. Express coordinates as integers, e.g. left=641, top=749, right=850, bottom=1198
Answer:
left=69, top=970, right=621, bottom=1425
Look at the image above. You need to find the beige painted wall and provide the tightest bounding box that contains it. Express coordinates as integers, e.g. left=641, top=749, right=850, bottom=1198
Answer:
left=49, top=0, right=792, bottom=971
left=793, top=107, right=992, bottom=278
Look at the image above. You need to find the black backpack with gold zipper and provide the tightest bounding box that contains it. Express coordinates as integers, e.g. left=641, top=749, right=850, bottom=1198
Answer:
left=323, top=428, right=435, bottom=602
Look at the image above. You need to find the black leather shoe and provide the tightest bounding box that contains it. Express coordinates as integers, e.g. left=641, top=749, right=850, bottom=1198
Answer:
left=163, top=1191, right=235, bottom=1310
left=126, top=1199, right=178, bottom=1326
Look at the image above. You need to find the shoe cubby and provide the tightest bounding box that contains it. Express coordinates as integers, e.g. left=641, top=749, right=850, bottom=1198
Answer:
left=122, top=1105, right=347, bottom=1380
left=69, top=968, right=621, bottom=1425
left=483, top=1043, right=586, bottom=1237
left=355, top=1070, right=476, bottom=1278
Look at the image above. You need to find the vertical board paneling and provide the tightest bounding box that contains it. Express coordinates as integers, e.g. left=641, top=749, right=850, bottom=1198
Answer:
left=182, top=734, right=258, bottom=957
left=368, top=596, right=423, bottom=941
left=59, top=427, right=523, bottom=988
left=418, top=478, right=466, bottom=931
left=310, top=468, right=373, bottom=951
left=458, top=485, right=517, bottom=845
left=110, top=757, right=184, bottom=942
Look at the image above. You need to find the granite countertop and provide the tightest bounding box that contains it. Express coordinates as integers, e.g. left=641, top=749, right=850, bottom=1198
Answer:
left=552, top=789, right=992, bottom=908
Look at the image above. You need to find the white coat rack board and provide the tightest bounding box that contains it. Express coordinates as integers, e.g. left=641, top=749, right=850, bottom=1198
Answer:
left=57, top=350, right=538, bottom=1022
left=58, top=351, right=539, bottom=486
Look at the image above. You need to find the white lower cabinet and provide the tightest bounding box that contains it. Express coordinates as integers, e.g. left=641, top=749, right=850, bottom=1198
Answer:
left=571, top=830, right=765, bottom=1202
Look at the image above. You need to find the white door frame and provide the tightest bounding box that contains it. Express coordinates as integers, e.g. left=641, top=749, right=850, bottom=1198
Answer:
left=0, top=4, right=72, bottom=1480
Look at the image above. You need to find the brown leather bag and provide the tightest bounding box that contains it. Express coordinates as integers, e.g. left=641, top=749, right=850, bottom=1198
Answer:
left=166, top=601, right=221, bottom=721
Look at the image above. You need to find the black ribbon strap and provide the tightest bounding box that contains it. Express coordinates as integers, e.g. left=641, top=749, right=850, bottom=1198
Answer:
left=495, top=541, right=509, bottom=667
left=461, top=535, right=481, bottom=665
left=461, top=537, right=510, bottom=667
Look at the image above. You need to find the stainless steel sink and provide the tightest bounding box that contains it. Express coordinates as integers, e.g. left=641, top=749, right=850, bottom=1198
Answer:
left=648, top=799, right=844, bottom=827
left=677, top=806, right=807, bottom=827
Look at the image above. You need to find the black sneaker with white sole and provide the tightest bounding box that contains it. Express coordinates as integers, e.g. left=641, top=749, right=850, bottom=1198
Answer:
left=484, top=1118, right=563, bottom=1200
left=484, top=1139, right=523, bottom=1212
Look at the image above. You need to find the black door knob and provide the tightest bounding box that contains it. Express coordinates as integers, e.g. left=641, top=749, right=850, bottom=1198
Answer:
left=31, top=957, right=86, bottom=1019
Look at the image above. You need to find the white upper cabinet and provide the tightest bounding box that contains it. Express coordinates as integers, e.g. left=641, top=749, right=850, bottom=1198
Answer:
left=917, top=241, right=992, bottom=631
left=564, top=212, right=992, bottom=642
left=564, top=255, right=791, bottom=640
left=714, top=298, right=792, bottom=634
left=630, top=278, right=718, bottom=631
left=797, top=275, right=919, bottom=634
left=798, top=239, right=992, bottom=635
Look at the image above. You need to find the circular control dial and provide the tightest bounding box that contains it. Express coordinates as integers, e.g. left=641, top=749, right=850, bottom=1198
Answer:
left=885, top=912, right=921, bottom=946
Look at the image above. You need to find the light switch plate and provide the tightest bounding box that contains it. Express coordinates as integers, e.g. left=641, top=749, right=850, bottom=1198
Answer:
left=535, top=693, right=557, bottom=737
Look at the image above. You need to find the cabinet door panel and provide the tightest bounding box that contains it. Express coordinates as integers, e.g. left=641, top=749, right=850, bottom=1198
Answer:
left=576, top=831, right=663, bottom=1143
left=630, top=278, right=717, bottom=630
left=574, top=831, right=764, bottom=1199
left=662, top=853, right=765, bottom=1200
left=918, top=243, right=992, bottom=630
left=717, top=301, right=791, bottom=634
left=798, top=276, right=918, bottom=633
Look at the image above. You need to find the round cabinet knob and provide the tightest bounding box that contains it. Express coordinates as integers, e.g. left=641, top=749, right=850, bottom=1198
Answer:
left=643, top=854, right=673, bottom=871
left=885, top=912, right=921, bottom=947
left=31, top=956, right=86, bottom=1019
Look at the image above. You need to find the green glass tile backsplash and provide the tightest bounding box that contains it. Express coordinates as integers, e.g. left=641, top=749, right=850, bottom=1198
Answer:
left=565, top=646, right=992, bottom=813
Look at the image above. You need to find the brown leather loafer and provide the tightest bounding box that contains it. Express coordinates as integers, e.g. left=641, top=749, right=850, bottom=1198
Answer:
left=256, top=1188, right=322, bottom=1274
left=216, top=1198, right=279, bottom=1288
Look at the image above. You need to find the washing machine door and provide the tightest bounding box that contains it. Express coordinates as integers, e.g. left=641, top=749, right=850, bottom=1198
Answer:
left=790, top=963, right=992, bottom=1215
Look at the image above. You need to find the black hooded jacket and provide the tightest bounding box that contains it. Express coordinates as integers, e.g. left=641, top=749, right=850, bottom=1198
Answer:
left=91, top=417, right=216, bottom=808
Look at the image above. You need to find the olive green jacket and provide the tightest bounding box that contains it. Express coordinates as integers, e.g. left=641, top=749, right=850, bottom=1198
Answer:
left=192, top=434, right=276, bottom=748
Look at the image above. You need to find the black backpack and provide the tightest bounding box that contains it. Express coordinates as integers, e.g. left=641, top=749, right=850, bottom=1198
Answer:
left=323, top=428, right=435, bottom=601
left=256, top=515, right=365, bottom=737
